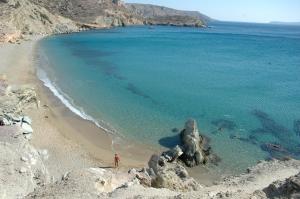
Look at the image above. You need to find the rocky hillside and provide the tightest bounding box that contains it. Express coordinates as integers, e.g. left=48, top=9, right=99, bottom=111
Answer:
left=0, top=0, right=143, bottom=43
left=0, top=0, right=79, bottom=42
left=0, top=0, right=213, bottom=43
left=126, top=3, right=211, bottom=27
left=29, top=0, right=144, bottom=27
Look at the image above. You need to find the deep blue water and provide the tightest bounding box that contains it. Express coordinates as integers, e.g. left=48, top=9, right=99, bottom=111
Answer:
left=37, top=22, right=300, bottom=174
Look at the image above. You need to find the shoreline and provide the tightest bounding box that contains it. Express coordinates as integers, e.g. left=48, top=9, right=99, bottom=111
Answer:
left=0, top=36, right=159, bottom=177
left=0, top=34, right=221, bottom=185
left=1, top=33, right=300, bottom=199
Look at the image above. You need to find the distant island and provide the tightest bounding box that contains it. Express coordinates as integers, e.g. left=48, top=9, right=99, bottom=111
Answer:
left=126, top=3, right=213, bottom=27
left=269, top=21, right=300, bottom=26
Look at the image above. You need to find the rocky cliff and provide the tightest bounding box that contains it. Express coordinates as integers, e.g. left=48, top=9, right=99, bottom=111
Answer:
left=0, top=0, right=143, bottom=43
left=126, top=3, right=211, bottom=27
left=0, top=0, right=79, bottom=42
left=29, top=0, right=144, bottom=27
left=0, top=0, right=212, bottom=43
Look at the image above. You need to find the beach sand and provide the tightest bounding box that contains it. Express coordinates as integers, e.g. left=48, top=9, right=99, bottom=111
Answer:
left=0, top=37, right=159, bottom=180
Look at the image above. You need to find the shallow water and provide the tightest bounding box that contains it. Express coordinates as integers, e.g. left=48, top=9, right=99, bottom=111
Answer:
left=36, top=22, right=300, bottom=174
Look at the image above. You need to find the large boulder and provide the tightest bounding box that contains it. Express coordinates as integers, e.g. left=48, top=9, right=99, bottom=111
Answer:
left=179, top=119, right=206, bottom=167
left=148, top=154, right=201, bottom=192
left=162, top=145, right=183, bottom=162
left=263, top=172, right=300, bottom=198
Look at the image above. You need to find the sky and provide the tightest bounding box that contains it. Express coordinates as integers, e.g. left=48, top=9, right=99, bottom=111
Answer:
left=125, top=0, right=300, bottom=23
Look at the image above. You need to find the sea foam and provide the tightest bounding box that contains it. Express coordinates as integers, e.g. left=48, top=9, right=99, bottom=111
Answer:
left=36, top=51, right=117, bottom=135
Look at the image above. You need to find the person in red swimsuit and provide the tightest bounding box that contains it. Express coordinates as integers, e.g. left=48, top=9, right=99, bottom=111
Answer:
left=114, top=153, right=120, bottom=168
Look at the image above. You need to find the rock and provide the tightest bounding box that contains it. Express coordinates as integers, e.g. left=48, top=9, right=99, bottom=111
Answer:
left=22, top=116, right=32, bottom=125
left=263, top=172, right=300, bottom=198
left=261, top=143, right=291, bottom=160
left=4, top=113, right=22, bottom=122
left=21, top=123, right=33, bottom=134
left=294, top=120, right=300, bottom=136
left=0, top=117, right=11, bottom=125
left=26, top=168, right=137, bottom=198
left=132, top=170, right=152, bottom=187
left=128, top=168, right=137, bottom=175
left=179, top=119, right=206, bottom=167
left=24, top=134, right=32, bottom=140
left=172, top=128, right=179, bottom=133
left=162, top=145, right=183, bottom=162
left=148, top=154, right=161, bottom=175
left=62, top=172, right=70, bottom=181
left=19, top=167, right=27, bottom=173
left=20, top=156, right=28, bottom=162
left=148, top=153, right=201, bottom=192
left=38, top=149, right=49, bottom=160
left=211, top=119, right=237, bottom=131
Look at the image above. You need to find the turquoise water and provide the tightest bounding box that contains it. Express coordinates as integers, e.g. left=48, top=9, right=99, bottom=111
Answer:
left=37, top=22, right=300, bottom=174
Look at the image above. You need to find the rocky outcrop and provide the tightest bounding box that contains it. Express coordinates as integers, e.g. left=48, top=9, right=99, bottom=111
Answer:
left=23, top=159, right=300, bottom=199
left=162, top=119, right=218, bottom=167
left=126, top=3, right=210, bottom=27
left=29, top=0, right=144, bottom=28
left=0, top=78, right=50, bottom=198
left=0, top=0, right=79, bottom=42
left=139, top=119, right=218, bottom=191
left=179, top=119, right=207, bottom=166
left=0, top=84, right=39, bottom=117
left=0, top=125, right=50, bottom=198
left=25, top=168, right=140, bottom=199
left=263, top=172, right=300, bottom=198
left=147, top=154, right=201, bottom=192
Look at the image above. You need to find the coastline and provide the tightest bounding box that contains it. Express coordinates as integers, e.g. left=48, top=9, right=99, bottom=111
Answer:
left=0, top=34, right=223, bottom=185
left=1, top=34, right=300, bottom=199
left=0, top=36, right=160, bottom=179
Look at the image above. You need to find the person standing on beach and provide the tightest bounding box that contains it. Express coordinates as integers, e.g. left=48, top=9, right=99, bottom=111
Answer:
left=114, top=153, right=120, bottom=168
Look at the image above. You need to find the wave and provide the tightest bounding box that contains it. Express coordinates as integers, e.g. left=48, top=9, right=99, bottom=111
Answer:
left=35, top=49, right=117, bottom=136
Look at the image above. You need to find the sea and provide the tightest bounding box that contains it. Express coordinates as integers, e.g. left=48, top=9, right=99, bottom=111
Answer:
left=36, top=21, right=300, bottom=174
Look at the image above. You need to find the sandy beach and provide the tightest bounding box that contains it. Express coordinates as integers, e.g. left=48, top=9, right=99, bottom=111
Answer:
left=0, top=37, right=160, bottom=180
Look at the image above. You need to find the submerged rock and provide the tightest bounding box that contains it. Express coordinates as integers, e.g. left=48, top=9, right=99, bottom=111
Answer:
left=294, top=120, right=300, bottom=137
left=261, top=143, right=292, bottom=160
left=171, top=128, right=179, bottom=133
left=211, top=119, right=237, bottom=131
left=252, top=110, right=300, bottom=157
left=252, top=110, right=290, bottom=139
